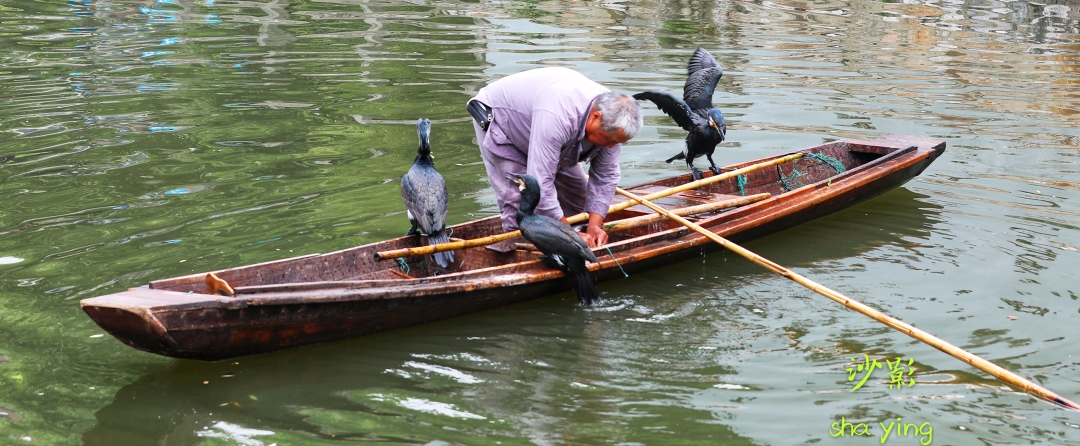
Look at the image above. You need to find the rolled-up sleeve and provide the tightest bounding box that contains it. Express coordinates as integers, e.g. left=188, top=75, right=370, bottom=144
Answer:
left=526, top=110, right=573, bottom=220
left=585, top=143, right=621, bottom=218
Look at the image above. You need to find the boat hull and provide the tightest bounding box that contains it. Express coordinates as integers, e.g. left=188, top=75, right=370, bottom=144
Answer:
left=82, top=135, right=945, bottom=361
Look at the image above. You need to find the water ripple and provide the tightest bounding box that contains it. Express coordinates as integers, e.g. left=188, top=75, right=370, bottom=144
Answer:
left=0, top=0, right=1078, bottom=444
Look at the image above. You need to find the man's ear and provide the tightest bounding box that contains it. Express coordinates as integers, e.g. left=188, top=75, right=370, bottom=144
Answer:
left=586, top=110, right=603, bottom=130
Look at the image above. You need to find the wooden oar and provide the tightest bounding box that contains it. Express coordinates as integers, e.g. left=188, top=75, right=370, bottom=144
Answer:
left=376, top=153, right=803, bottom=261
left=615, top=187, right=1080, bottom=410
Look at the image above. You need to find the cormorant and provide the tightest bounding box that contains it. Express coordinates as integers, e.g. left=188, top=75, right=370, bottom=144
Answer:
left=401, top=118, right=454, bottom=268
left=634, top=47, right=728, bottom=181
left=506, top=173, right=599, bottom=305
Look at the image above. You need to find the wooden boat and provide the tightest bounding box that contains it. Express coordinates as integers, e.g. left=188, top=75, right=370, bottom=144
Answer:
left=81, top=135, right=945, bottom=361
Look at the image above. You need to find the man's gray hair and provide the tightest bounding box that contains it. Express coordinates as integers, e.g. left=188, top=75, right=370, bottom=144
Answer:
left=596, top=92, right=643, bottom=138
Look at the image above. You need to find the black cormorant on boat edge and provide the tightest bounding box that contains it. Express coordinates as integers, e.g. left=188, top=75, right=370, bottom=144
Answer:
left=400, top=118, right=454, bottom=268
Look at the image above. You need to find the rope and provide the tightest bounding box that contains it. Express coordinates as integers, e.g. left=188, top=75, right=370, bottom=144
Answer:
left=722, top=167, right=748, bottom=196
left=396, top=258, right=410, bottom=275
left=605, top=247, right=629, bottom=278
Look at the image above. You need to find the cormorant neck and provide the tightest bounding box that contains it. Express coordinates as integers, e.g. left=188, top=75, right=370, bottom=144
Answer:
left=415, top=124, right=432, bottom=162
left=414, top=143, right=433, bottom=165
left=517, top=187, right=539, bottom=220
left=414, top=152, right=433, bottom=165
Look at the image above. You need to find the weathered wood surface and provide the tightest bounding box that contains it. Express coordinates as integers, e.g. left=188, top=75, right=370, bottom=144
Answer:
left=81, top=135, right=945, bottom=361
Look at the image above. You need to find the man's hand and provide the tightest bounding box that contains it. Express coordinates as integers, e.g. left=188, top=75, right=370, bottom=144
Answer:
left=560, top=214, right=607, bottom=248
left=578, top=213, right=608, bottom=249
left=583, top=223, right=608, bottom=248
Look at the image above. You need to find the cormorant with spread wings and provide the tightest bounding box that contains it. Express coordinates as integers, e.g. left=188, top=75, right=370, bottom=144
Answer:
left=634, top=47, right=728, bottom=181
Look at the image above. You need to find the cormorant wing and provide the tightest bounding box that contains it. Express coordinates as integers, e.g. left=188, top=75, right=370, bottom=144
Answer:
left=683, top=69, right=722, bottom=111
left=633, top=91, right=696, bottom=132
left=400, top=170, right=421, bottom=221
left=683, top=48, right=723, bottom=111
left=522, top=215, right=599, bottom=264
left=424, top=171, right=449, bottom=232
left=687, top=47, right=721, bottom=76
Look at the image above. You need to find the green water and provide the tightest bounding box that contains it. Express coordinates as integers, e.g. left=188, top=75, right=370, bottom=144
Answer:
left=2, top=0, right=1080, bottom=444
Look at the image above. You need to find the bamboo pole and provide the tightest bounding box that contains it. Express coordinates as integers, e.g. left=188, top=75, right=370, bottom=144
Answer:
left=510, top=193, right=772, bottom=252
left=375, top=153, right=803, bottom=261
left=614, top=187, right=1080, bottom=411
left=601, top=193, right=770, bottom=232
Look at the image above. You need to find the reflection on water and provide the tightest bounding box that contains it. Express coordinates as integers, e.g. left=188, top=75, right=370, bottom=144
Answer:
left=3, top=0, right=1080, bottom=443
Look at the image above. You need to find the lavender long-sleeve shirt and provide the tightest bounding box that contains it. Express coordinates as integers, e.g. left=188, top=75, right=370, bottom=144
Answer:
left=473, top=67, right=622, bottom=220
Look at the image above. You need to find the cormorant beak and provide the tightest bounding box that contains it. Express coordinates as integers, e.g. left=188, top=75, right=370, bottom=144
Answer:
left=504, top=173, right=526, bottom=191
left=709, top=117, right=718, bottom=131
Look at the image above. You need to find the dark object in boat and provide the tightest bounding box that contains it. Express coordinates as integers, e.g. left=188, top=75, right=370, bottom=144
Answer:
left=400, top=118, right=453, bottom=268
left=81, top=135, right=945, bottom=361
left=507, top=173, right=599, bottom=305
left=634, top=47, right=727, bottom=181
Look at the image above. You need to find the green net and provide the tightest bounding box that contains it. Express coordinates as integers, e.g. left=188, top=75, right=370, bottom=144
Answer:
left=778, top=152, right=846, bottom=191
left=807, top=152, right=847, bottom=172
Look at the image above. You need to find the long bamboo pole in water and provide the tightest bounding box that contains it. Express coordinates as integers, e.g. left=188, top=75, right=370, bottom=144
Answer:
left=375, top=153, right=803, bottom=261
left=614, top=187, right=1080, bottom=410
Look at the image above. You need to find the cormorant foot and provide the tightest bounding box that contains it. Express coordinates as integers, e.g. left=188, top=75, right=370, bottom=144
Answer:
left=691, top=169, right=704, bottom=181
left=710, top=165, right=722, bottom=175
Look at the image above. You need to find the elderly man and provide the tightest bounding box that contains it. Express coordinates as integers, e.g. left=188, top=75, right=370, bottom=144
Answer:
left=468, top=67, right=643, bottom=248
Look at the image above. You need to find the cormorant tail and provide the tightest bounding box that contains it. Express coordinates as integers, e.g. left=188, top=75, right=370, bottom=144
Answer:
left=427, top=229, right=454, bottom=268
left=567, top=258, right=598, bottom=305
left=666, top=152, right=686, bottom=163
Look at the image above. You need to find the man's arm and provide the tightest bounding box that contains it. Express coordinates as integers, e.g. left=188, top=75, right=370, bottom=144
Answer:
left=579, top=143, right=621, bottom=247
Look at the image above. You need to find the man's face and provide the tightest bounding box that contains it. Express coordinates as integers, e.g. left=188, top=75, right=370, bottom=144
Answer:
left=585, top=110, right=631, bottom=148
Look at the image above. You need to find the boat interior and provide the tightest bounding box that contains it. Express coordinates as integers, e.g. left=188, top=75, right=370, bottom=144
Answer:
left=149, top=139, right=913, bottom=295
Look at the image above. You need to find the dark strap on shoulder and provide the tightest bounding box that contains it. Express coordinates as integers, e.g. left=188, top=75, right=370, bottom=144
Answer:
left=467, top=100, right=493, bottom=131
